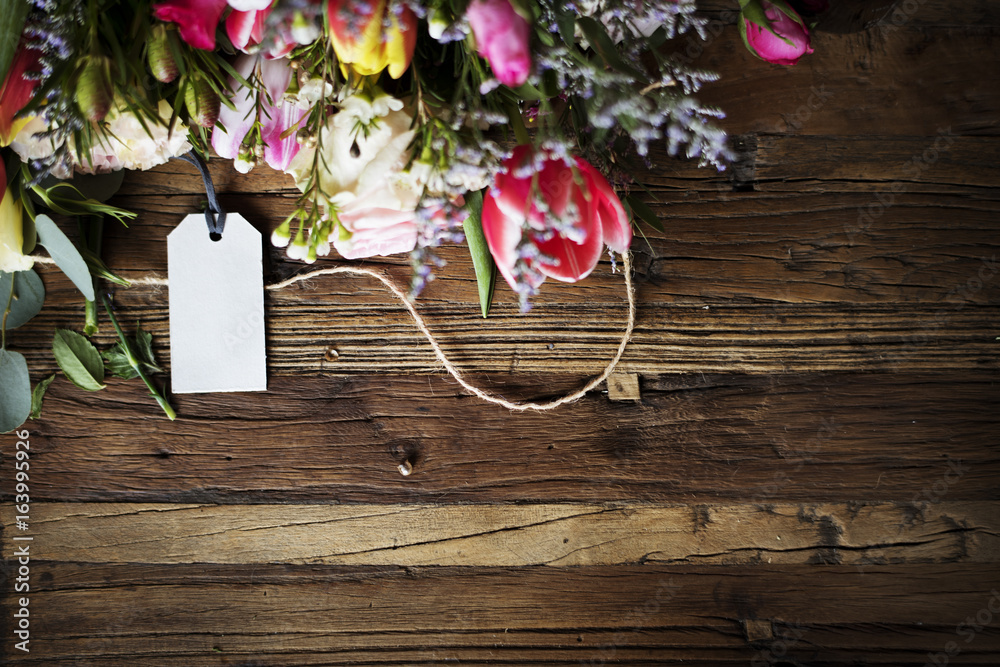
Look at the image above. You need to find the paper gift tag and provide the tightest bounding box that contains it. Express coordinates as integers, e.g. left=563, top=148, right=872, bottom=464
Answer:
left=167, top=213, right=267, bottom=393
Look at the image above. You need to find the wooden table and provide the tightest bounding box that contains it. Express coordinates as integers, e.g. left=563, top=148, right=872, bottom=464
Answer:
left=4, top=3, right=999, bottom=664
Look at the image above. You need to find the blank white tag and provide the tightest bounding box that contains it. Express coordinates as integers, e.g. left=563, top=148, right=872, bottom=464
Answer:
left=167, top=213, right=267, bottom=393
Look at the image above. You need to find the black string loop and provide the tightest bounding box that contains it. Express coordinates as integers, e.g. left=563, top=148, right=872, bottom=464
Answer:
left=173, top=151, right=226, bottom=241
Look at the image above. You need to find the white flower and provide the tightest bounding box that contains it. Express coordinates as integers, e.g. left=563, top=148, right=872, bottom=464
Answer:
left=371, top=92, right=404, bottom=118
left=333, top=94, right=376, bottom=129
left=10, top=117, right=72, bottom=179
left=295, top=77, right=333, bottom=109
left=233, top=157, right=255, bottom=173
left=79, top=99, right=192, bottom=173
left=291, top=12, right=321, bottom=45
left=285, top=100, right=428, bottom=260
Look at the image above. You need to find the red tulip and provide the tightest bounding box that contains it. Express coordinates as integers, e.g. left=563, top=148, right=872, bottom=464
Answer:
left=482, top=146, right=631, bottom=293
left=0, top=42, right=41, bottom=146
left=153, top=0, right=229, bottom=50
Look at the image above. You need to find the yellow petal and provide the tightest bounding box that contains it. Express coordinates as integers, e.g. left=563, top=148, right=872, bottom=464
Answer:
left=0, top=190, right=32, bottom=273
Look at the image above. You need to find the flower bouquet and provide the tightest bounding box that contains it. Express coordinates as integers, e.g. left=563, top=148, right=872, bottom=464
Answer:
left=0, top=0, right=819, bottom=429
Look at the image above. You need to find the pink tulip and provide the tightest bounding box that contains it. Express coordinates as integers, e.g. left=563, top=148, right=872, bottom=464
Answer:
left=153, top=0, right=229, bottom=50
left=466, top=0, right=532, bottom=87
left=740, top=0, right=813, bottom=66
left=482, top=146, right=631, bottom=290
left=212, top=55, right=307, bottom=171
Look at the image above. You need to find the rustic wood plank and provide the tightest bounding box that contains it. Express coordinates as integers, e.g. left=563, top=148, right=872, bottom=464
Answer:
left=15, top=372, right=999, bottom=504
left=4, top=501, right=996, bottom=567
left=692, top=29, right=1000, bottom=137
left=3, top=563, right=998, bottom=664
left=13, top=289, right=1000, bottom=376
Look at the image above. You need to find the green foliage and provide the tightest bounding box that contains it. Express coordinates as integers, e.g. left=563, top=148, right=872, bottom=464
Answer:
left=29, top=374, right=55, bottom=420
left=52, top=328, right=106, bottom=391
left=0, top=349, right=31, bottom=432
left=462, top=190, right=496, bottom=318
left=0, top=270, right=45, bottom=330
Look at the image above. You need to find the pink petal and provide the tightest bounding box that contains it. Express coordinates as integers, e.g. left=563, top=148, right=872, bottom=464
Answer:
left=577, top=159, right=631, bottom=254
left=226, top=9, right=267, bottom=51
left=335, top=208, right=418, bottom=259
left=257, top=58, right=307, bottom=171
left=153, top=0, right=228, bottom=50
left=211, top=54, right=258, bottom=159
left=535, top=192, right=603, bottom=283
left=481, top=192, right=521, bottom=291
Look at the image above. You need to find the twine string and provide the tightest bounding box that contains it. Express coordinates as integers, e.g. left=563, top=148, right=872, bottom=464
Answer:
left=27, top=253, right=636, bottom=411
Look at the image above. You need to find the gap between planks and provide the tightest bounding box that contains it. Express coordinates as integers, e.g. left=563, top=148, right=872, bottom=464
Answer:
left=4, top=501, right=997, bottom=567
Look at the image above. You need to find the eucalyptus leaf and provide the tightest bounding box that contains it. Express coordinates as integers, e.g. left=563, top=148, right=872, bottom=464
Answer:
left=0, top=269, right=45, bottom=330
left=34, top=214, right=95, bottom=301
left=0, top=349, right=31, bottom=432
left=29, top=374, right=55, bottom=420
left=0, top=0, right=29, bottom=85
left=462, top=190, right=496, bottom=318
left=52, top=329, right=105, bottom=391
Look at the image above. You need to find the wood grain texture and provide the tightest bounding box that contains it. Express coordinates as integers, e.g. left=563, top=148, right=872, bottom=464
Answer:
left=5, top=501, right=996, bottom=567
left=17, top=372, right=999, bottom=504
left=2, top=564, right=998, bottom=665
left=3, top=6, right=1000, bottom=665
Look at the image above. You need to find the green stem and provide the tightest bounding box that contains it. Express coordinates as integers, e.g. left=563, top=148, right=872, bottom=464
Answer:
left=81, top=215, right=104, bottom=336
left=101, top=295, right=177, bottom=420
left=504, top=100, right=531, bottom=145
left=1, top=275, right=14, bottom=350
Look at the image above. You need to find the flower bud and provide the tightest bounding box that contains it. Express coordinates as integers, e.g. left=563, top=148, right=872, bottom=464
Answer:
left=185, top=72, right=220, bottom=128
left=147, top=25, right=179, bottom=83
left=75, top=55, right=114, bottom=122
left=270, top=220, right=291, bottom=247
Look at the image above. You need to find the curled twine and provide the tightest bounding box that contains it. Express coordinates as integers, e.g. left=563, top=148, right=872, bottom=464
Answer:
left=29, top=253, right=636, bottom=411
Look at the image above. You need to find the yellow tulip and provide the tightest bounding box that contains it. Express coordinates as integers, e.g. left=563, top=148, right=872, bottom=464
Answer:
left=327, top=0, right=416, bottom=79
left=0, top=161, right=33, bottom=273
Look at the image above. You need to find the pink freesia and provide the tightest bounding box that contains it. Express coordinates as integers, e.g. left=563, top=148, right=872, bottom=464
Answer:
left=741, top=0, right=813, bottom=66
left=466, top=0, right=532, bottom=87
left=212, top=55, right=307, bottom=171
left=483, top=146, right=631, bottom=289
left=153, top=0, right=229, bottom=50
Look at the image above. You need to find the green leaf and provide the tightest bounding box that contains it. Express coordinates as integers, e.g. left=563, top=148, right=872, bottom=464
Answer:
left=36, top=170, right=125, bottom=204
left=0, top=0, right=29, bottom=85
left=576, top=17, right=646, bottom=80
left=462, top=190, right=497, bottom=318
left=102, top=344, right=138, bottom=379
left=624, top=195, right=665, bottom=233
left=0, top=269, right=45, bottom=330
left=34, top=215, right=95, bottom=301
left=134, top=326, right=161, bottom=370
left=29, top=374, right=55, bottom=420
left=52, top=329, right=105, bottom=391
left=556, top=7, right=576, bottom=45
left=0, top=348, right=31, bottom=432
